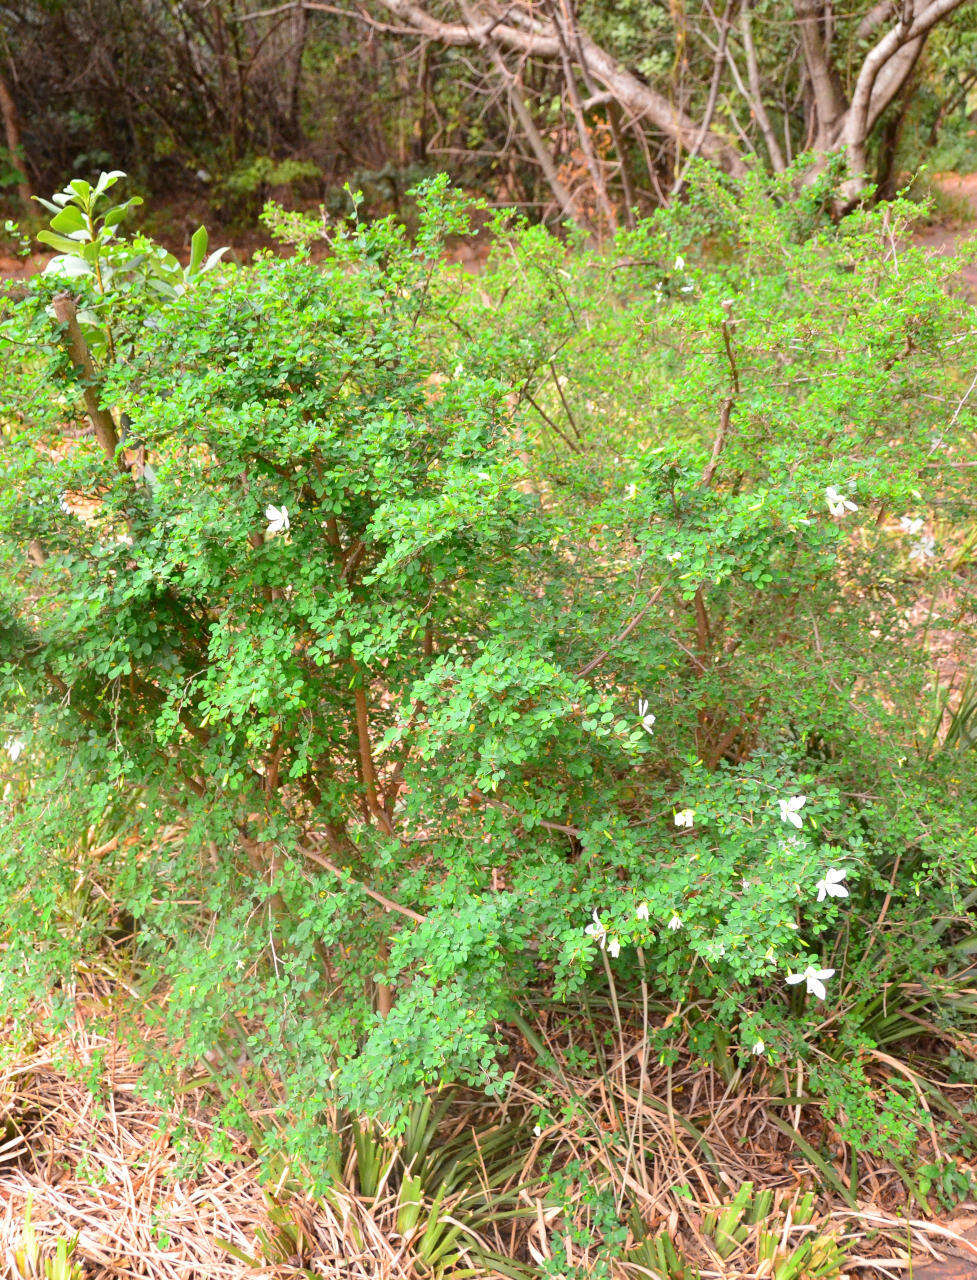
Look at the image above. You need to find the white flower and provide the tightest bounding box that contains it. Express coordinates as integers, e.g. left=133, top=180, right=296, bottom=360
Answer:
left=815, top=868, right=849, bottom=902
left=752, top=1039, right=765, bottom=1056
left=625, top=482, right=637, bottom=500
left=778, top=795, right=806, bottom=828
left=910, top=534, right=936, bottom=562
left=674, top=254, right=685, bottom=270
left=635, top=902, right=650, bottom=921
left=533, top=1124, right=542, bottom=1137
left=265, top=504, right=290, bottom=536
left=667, top=913, right=682, bottom=931
left=825, top=485, right=858, bottom=517
left=585, top=911, right=620, bottom=957
left=899, top=516, right=923, bottom=536
left=5, top=738, right=25, bottom=762
left=665, top=551, right=681, bottom=564
left=786, top=965, right=835, bottom=1001
left=741, top=878, right=751, bottom=892
left=674, top=808, right=694, bottom=829
left=59, top=493, right=72, bottom=516
left=637, top=698, right=656, bottom=735
left=584, top=910, right=607, bottom=948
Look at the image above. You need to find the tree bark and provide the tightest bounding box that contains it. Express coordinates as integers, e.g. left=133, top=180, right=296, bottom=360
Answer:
left=371, top=0, right=748, bottom=176
left=0, top=72, right=31, bottom=208
left=841, top=0, right=972, bottom=196
left=51, top=295, right=123, bottom=469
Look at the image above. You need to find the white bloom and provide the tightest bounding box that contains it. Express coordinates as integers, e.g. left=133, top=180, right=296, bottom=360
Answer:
left=533, top=1124, right=542, bottom=1137
left=5, top=738, right=25, bottom=762
left=815, top=867, right=849, bottom=902
left=778, top=795, right=806, bottom=828
left=786, top=965, right=835, bottom=1001
left=637, top=698, right=656, bottom=735
left=667, top=913, right=682, bottom=931
left=665, top=551, right=681, bottom=564
left=625, top=482, right=637, bottom=500
left=674, top=254, right=685, bottom=271
left=899, top=516, right=923, bottom=536
left=59, top=493, right=72, bottom=516
left=585, top=911, right=620, bottom=957
left=741, top=878, right=750, bottom=892
left=265, top=504, right=290, bottom=536
left=752, top=1039, right=765, bottom=1056
left=635, top=901, right=650, bottom=921
left=584, top=910, right=607, bottom=948
left=825, top=485, right=858, bottom=517
left=910, top=534, right=936, bottom=562
left=674, top=808, right=694, bottom=829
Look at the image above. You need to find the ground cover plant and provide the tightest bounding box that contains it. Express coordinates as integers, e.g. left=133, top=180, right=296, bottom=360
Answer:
left=1, top=167, right=977, bottom=1272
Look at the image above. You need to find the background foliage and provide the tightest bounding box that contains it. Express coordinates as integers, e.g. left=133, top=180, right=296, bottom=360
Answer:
left=2, top=1, right=977, bottom=227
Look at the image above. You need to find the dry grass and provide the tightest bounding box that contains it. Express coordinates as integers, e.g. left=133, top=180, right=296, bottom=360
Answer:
left=3, top=985, right=977, bottom=1280
left=1, top=1015, right=284, bottom=1280
left=500, top=1006, right=977, bottom=1278
left=0, top=986, right=531, bottom=1280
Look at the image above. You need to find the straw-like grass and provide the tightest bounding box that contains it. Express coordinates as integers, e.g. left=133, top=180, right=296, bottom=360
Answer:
left=4, top=984, right=977, bottom=1280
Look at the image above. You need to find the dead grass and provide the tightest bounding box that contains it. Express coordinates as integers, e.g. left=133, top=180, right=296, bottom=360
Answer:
left=4, top=987, right=977, bottom=1280
left=1, top=1015, right=279, bottom=1280
left=0, top=986, right=531, bottom=1280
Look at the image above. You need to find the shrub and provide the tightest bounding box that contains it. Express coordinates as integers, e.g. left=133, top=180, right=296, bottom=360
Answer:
left=1, top=167, right=976, bottom=1175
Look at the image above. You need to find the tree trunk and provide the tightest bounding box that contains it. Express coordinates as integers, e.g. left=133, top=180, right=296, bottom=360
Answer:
left=0, top=73, right=31, bottom=209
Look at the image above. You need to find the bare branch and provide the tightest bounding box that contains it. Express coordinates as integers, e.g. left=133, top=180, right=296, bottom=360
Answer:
left=673, top=0, right=737, bottom=195
left=793, top=0, right=845, bottom=142
left=738, top=0, right=786, bottom=172
left=844, top=0, right=971, bottom=183
left=371, top=0, right=747, bottom=175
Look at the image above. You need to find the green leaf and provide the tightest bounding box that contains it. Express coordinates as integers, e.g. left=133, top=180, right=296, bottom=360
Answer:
left=188, top=225, right=208, bottom=276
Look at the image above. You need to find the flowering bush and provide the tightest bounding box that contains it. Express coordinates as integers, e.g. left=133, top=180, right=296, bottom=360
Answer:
left=1, top=168, right=976, bottom=1169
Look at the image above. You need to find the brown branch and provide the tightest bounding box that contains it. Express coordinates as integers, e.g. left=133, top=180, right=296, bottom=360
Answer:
left=843, top=0, right=971, bottom=186
left=51, top=295, right=122, bottom=469
left=673, top=0, right=737, bottom=194
left=575, top=583, right=666, bottom=679
left=701, top=305, right=739, bottom=487
left=552, top=0, right=616, bottom=229
left=738, top=0, right=786, bottom=172
left=300, top=843, right=428, bottom=923
left=353, top=679, right=394, bottom=834
left=371, top=0, right=747, bottom=176
left=793, top=0, right=845, bottom=143
left=0, top=72, right=30, bottom=207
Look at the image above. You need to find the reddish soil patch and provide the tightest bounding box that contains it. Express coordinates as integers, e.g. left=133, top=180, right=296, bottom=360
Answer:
left=913, top=172, right=977, bottom=295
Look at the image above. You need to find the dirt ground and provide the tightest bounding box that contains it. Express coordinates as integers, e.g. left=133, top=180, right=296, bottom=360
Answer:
left=912, top=172, right=977, bottom=293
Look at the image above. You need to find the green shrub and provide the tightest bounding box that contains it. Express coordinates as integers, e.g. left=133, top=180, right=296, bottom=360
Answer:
left=1, top=166, right=976, bottom=1175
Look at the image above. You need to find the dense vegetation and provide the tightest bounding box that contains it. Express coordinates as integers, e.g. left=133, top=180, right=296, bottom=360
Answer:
left=1, top=162, right=976, bottom=1263
left=2, top=1, right=977, bottom=227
